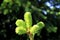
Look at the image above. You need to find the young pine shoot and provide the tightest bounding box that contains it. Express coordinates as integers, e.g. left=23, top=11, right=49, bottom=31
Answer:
left=15, top=12, right=45, bottom=40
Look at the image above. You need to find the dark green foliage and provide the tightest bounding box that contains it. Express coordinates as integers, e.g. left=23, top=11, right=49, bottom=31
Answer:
left=0, top=0, right=59, bottom=40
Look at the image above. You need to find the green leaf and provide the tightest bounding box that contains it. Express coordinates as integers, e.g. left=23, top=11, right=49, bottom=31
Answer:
left=15, top=0, right=21, bottom=6
left=47, top=27, right=52, bottom=33
left=1, top=2, right=6, bottom=8
left=56, top=12, right=60, bottom=16
left=15, top=27, right=27, bottom=35
left=15, top=19, right=26, bottom=28
left=47, top=27, right=57, bottom=33
left=52, top=27, right=57, bottom=32
left=30, top=25, right=39, bottom=35
left=24, top=12, right=32, bottom=27
left=37, top=21, right=45, bottom=29
left=3, top=9, right=8, bottom=15
left=4, top=0, right=12, bottom=2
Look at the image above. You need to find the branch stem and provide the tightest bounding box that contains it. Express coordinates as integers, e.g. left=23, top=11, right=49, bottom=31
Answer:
left=29, top=33, right=34, bottom=40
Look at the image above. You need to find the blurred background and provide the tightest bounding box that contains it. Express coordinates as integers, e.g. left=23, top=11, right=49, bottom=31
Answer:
left=0, top=0, right=59, bottom=40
